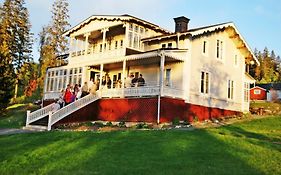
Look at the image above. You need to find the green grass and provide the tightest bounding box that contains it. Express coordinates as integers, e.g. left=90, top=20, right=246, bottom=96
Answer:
left=0, top=103, right=39, bottom=128
left=0, top=116, right=280, bottom=175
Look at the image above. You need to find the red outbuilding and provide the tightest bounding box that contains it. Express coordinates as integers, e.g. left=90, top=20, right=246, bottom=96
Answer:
left=250, top=86, right=267, bottom=100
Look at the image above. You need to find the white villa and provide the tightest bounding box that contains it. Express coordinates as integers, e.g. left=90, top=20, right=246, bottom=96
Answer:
left=26, top=14, right=259, bottom=130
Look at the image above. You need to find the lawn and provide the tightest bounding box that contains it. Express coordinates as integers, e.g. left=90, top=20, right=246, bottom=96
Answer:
left=0, top=115, right=281, bottom=175
left=0, top=103, right=39, bottom=128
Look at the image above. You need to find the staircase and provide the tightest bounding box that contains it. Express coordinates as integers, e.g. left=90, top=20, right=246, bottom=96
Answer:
left=25, top=92, right=101, bottom=131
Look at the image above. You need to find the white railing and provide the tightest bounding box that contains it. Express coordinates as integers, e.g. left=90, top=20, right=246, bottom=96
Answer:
left=48, top=93, right=101, bottom=130
left=101, top=86, right=160, bottom=98
left=26, top=103, right=54, bottom=126
left=44, top=92, right=61, bottom=100
left=163, top=87, right=184, bottom=99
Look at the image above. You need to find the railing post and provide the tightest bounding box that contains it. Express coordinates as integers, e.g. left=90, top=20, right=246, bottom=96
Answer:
left=47, top=111, right=52, bottom=131
left=26, top=110, right=30, bottom=127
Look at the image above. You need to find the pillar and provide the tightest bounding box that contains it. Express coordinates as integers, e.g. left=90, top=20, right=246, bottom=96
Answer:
left=84, top=33, right=90, bottom=54
left=122, top=59, right=126, bottom=88
left=99, top=64, right=104, bottom=90
left=101, top=28, right=109, bottom=53
left=159, top=51, right=165, bottom=96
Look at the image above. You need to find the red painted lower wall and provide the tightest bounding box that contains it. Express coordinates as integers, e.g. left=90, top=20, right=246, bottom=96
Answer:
left=52, top=97, right=240, bottom=126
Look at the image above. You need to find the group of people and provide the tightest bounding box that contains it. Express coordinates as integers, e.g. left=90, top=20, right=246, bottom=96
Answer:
left=125, top=74, right=145, bottom=88
left=52, top=83, right=83, bottom=112
left=52, top=73, right=146, bottom=112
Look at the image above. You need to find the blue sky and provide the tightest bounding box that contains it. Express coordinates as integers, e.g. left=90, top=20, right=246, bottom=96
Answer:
left=1, top=0, right=281, bottom=61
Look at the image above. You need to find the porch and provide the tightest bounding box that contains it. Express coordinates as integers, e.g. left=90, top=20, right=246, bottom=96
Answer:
left=43, top=49, right=188, bottom=100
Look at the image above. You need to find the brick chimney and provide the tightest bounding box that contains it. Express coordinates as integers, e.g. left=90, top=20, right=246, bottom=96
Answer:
left=174, top=16, right=190, bottom=33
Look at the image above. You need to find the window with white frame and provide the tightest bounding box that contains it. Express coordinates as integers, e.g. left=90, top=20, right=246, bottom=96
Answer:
left=46, top=69, right=69, bottom=92
left=216, top=39, right=223, bottom=60
left=202, top=40, right=208, bottom=55
left=165, top=69, right=171, bottom=86
left=227, top=80, right=234, bottom=99
left=69, top=67, right=83, bottom=86
left=254, top=89, right=261, bottom=95
left=128, top=24, right=145, bottom=50
left=244, top=83, right=250, bottom=102
left=200, top=71, right=209, bottom=94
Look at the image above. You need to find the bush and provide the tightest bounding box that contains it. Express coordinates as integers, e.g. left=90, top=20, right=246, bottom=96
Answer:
left=105, top=121, right=113, bottom=127
left=118, top=121, right=126, bottom=128
left=136, top=122, right=149, bottom=129
left=93, top=121, right=104, bottom=127
left=192, top=116, right=199, bottom=123
left=172, top=117, right=180, bottom=125
left=182, top=119, right=190, bottom=125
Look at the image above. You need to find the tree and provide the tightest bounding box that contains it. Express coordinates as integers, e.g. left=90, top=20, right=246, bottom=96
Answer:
left=37, top=0, right=70, bottom=91
left=1, top=0, right=33, bottom=99
left=250, top=47, right=281, bottom=83
left=0, top=4, right=15, bottom=111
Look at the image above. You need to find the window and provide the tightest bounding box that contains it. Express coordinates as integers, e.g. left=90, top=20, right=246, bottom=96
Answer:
left=203, top=40, right=208, bottom=55
left=254, top=89, right=261, bottom=95
left=234, top=54, right=238, bottom=66
left=134, top=25, right=139, bottom=33
left=129, top=24, right=133, bottom=31
left=227, top=80, right=234, bottom=99
left=128, top=32, right=133, bottom=47
left=244, top=83, right=250, bottom=102
left=168, top=43, right=172, bottom=48
left=133, top=34, right=139, bottom=48
left=99, top=44, right=102, bottom=52
left=165, top=69, right=171, bottom=86
left=120, top=40, right=123, bottom=48
left=162, top=44, right=166, bottom=48
left=115, top=41, right=118, bottom=49
left=216, top=40, right=223, bottom=60
left=200, top=71, right=209, bottom=94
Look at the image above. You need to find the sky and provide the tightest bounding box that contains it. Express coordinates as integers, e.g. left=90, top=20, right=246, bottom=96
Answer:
left=1, top=0, right=281, bottom=61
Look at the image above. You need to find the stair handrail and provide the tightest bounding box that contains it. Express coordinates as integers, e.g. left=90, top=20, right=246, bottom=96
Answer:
left=26, top=102, right=55, bottom=126
left=48, top=92, right=101, bottom=130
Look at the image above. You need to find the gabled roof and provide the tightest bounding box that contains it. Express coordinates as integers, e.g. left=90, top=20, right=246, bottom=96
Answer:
left=63, top=14, right=172, bottom=37
left=142, top=22, right=259, bottom=66
left=250, top=86, right=267, bottom=91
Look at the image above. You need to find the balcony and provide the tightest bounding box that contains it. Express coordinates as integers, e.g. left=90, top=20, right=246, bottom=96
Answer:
left=69, top=48, right=125, bottom=65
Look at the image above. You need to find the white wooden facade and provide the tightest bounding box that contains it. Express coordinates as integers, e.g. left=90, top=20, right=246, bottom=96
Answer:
left=43, top=15, right=259, bottom=113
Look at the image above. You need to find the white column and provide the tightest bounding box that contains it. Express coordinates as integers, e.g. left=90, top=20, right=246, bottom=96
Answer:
left=159, top=51, right=165, bottom=96
left=101, top=28, right=109, bottom=53
left=123, top=23, right=129, bottom=54
left=99, top=64, right=104, bottom=91
left=81, top=66, right=87, bottom=86
left=47, top=111, right=52, bottom=131
left=70, top=37, right=74, bottom=57
left=122, top=59, right=126, bottom=88
left=84, top=33, right=90, bottom=54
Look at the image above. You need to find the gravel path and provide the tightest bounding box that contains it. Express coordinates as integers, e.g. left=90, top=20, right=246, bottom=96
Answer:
left=0, top=128, right=36, bottom=136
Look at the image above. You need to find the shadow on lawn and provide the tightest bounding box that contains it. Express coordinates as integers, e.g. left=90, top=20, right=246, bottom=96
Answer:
left=1, top=128, right=279, bottom=174
left=220, top=125, right=281, bottom=152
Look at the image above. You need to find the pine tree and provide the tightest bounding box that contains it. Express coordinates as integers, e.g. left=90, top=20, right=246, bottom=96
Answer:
left=37, top=0, right=70, bottom=90
left=0, top=3, right=15, bottom=111
left=1, top=0, right=33, bottom=99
